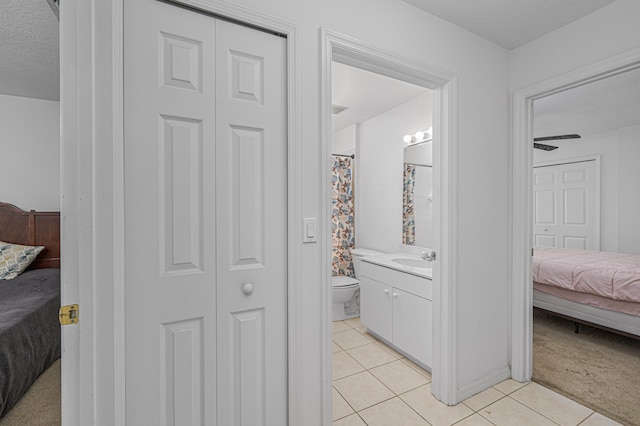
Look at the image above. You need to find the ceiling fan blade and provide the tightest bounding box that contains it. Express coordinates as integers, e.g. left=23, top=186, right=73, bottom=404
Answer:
left=534, top=143, right=558, bottom=151
left=533, top=134, right=581, bottom=142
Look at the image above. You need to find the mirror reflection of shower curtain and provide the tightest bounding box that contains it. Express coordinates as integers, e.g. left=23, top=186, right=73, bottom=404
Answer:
left=403, top=163, right=416, bottom=245
left=332, top=156, right=355, bottom=277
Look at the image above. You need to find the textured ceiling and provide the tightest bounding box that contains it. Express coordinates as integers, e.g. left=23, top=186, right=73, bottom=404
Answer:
left=401, top=0, right=617, bottom=49
left=0, top=0, right=59, bottom=101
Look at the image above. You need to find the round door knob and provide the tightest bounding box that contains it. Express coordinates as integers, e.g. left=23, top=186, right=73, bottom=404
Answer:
left=384, top=289, right=390, bottom=294
left=392, top=293, right=398, bottom=298
left=242, top=283, right=254, bottom=295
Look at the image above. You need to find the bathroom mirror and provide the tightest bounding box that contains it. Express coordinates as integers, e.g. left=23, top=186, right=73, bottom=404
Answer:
left=402, top=141, right=433, bottom=248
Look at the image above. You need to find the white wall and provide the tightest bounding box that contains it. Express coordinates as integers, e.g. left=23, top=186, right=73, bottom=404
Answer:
left=510, top=1, right=640, bottom=91
left=79, top=0, right=513, bottom=420
left=513, top=1, right=640, bottom=253
left=357, top=93, right=432, bottom=253
left=0, top=94, right=60, bottom=211
left=331, top=124, right=356, bottom=155
left=235, top=0, right=512, bottom=405
left=617, top=125, right=640, bottom=254
left=532, top=125, right=640, bottom=255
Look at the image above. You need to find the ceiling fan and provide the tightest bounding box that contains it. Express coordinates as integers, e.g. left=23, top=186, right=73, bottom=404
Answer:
left=533, top=134, right=581, bottom=151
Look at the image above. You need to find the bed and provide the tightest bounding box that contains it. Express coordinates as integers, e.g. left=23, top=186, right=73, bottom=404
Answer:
left=0, top=201, right=61, bottom=419
left=533, top=246, right=640, bottom=338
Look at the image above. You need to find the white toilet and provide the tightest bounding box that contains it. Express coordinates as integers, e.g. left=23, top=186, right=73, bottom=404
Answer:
left=332, top=248, right=383, bottom=321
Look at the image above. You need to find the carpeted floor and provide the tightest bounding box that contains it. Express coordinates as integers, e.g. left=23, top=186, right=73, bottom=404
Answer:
left=0, top=359, right=60, bottom=426
left=533, top=309, right=640, bottom=426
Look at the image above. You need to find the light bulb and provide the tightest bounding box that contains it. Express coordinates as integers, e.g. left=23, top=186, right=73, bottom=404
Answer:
left=415, top=130, right=425, bottom=141
left=403, top=134, right=413, bottom=144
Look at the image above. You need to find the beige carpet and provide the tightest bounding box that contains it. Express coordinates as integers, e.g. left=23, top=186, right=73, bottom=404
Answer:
left=0, top=359, right=60, bottom=426
left=533, top=309, right=640, bottom=426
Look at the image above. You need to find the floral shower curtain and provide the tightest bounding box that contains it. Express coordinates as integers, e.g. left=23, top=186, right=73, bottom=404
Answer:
left=402, top=163, right=416, bottom=245
left=331, top=156, right=355, bottom=277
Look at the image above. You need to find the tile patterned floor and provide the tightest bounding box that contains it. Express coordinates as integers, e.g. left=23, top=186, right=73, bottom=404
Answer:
left=332, top=317, right=622, bottom=426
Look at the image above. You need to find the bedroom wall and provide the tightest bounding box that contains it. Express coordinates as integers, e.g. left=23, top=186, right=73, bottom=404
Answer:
left=617, top=125, right=640, bottom=254
left=512, top=0, right=640, bottom=258
left=0, top=94, right=60, bottom=211
left=532, top=124, right=640, bottom=255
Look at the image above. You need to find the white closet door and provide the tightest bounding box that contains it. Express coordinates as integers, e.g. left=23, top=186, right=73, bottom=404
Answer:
left=123, top=1, right=287, bottom=424
left=533, top=160, right=598, bottom=250
left=214, top=18, right=288, bottom=426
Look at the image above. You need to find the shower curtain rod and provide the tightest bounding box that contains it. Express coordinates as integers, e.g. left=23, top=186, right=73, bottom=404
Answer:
left=331, top=154, right=355, bottom=158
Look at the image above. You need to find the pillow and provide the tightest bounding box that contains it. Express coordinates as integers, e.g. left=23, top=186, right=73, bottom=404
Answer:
left=0, top=241, right=44, bottom=280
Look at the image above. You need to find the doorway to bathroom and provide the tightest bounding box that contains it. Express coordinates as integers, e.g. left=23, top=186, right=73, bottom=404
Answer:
left=321, top=30, right=459, bottom=420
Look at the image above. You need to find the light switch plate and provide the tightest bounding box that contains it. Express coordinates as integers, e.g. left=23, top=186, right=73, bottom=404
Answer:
left=303, top=218, right=317, bottom=243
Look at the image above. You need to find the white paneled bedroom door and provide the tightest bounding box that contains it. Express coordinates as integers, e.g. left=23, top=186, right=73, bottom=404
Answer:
left=533, top=159, right=599, bottom=250
left=124, top=0, right=288, bottom=424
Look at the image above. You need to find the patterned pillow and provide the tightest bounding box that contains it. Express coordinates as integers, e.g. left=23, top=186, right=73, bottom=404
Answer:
left=0, top=241, right=45, bottom=280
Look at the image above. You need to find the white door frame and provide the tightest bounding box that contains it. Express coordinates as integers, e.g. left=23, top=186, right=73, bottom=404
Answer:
left=60, top=0, right=302, bottom=424
left=510, top=48, right=640, bottom=381
left=320, top=29, right=459, bottom=409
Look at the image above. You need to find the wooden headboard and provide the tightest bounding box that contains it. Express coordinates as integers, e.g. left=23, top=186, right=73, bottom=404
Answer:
left=0, top=202, right=61, bottom=269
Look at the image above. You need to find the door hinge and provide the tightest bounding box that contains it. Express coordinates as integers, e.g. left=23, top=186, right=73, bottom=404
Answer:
left=59, top=304, right=79, bottom=326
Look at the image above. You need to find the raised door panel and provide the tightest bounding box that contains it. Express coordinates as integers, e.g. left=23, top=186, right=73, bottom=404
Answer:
left=392, top=288, right=431, bottom=368
left=124, top=1, right=288, bottom=425
left=533, top=160, right=598, bottom=250
left=360, top=277, right=392, bottom=342
left=214, top=19, right=288, bottom=426
left=124, top=1, right=216, bottom=424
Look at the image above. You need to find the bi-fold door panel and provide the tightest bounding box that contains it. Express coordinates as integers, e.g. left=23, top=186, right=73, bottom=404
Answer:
left=124, top=1, right=287, bottom=425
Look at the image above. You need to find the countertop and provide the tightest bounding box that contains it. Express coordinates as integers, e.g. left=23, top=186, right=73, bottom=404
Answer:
left=361, top=253, right=432, bottom=279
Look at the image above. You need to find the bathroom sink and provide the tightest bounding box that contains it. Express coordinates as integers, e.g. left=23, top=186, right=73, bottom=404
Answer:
left=391, top=258, right=432, bottom=268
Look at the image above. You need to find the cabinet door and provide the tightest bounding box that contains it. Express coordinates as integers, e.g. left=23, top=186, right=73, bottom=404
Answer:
left=392, top=288, right=432, bottom=367
left=360, top=276, right=392, bottom=342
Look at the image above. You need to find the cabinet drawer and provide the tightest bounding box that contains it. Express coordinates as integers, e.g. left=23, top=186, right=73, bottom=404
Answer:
left=361, top=260, right=432, bottom=300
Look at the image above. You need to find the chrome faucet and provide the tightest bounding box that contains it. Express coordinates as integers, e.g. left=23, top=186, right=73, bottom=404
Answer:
left=421, top=250, right=436, bottom=261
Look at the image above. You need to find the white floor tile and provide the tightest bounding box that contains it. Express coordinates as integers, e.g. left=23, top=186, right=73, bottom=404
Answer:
left=347, top=342, right=398, bottom=370
left=334, top=371, right=395, bottom=412
left=511, top=382, right=593, bottom=426
left=453, top=413, right=495, bottom=425
left=479, top=396, right=556, bottom=426
left=492, top=378, right=527, bottom=395
left=333, top=329, right=374, bottom=350
left=401, top=384, right=474, bottom=426
left=369, top=360, right=430, bottom=395
left=332, top=351, right=365, bottom=381
left=462, top=387, right=505, bottom=412
left=333, top=387, right=355, bottom=421
left=332, top=321, right=353, bottom=334
left=579, top=412, right=623, bottom=426
left=333, top=413, right=367, bottom=426
left=359, top=397, right=429, bottom=426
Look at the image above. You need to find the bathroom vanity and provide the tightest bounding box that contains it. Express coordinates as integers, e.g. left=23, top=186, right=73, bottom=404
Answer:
left=359, top=254, right=432, bottom=370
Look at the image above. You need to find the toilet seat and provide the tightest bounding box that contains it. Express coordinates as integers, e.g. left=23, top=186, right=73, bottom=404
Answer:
left=332, top=276, right=359, bottom=288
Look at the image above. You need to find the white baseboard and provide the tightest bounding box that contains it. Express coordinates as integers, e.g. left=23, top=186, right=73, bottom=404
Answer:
left=457, top=366, right=512, bottom=402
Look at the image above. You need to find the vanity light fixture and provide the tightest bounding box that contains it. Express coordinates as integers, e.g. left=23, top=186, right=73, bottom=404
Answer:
left=403, top=127, right=432, bottom=146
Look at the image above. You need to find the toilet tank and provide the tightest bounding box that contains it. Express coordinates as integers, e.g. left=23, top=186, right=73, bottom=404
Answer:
left=350, top=248, right=384, bottom=278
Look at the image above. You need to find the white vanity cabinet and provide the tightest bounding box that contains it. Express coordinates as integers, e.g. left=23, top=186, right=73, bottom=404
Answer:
left=360, top=260, right=432, bottom=369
